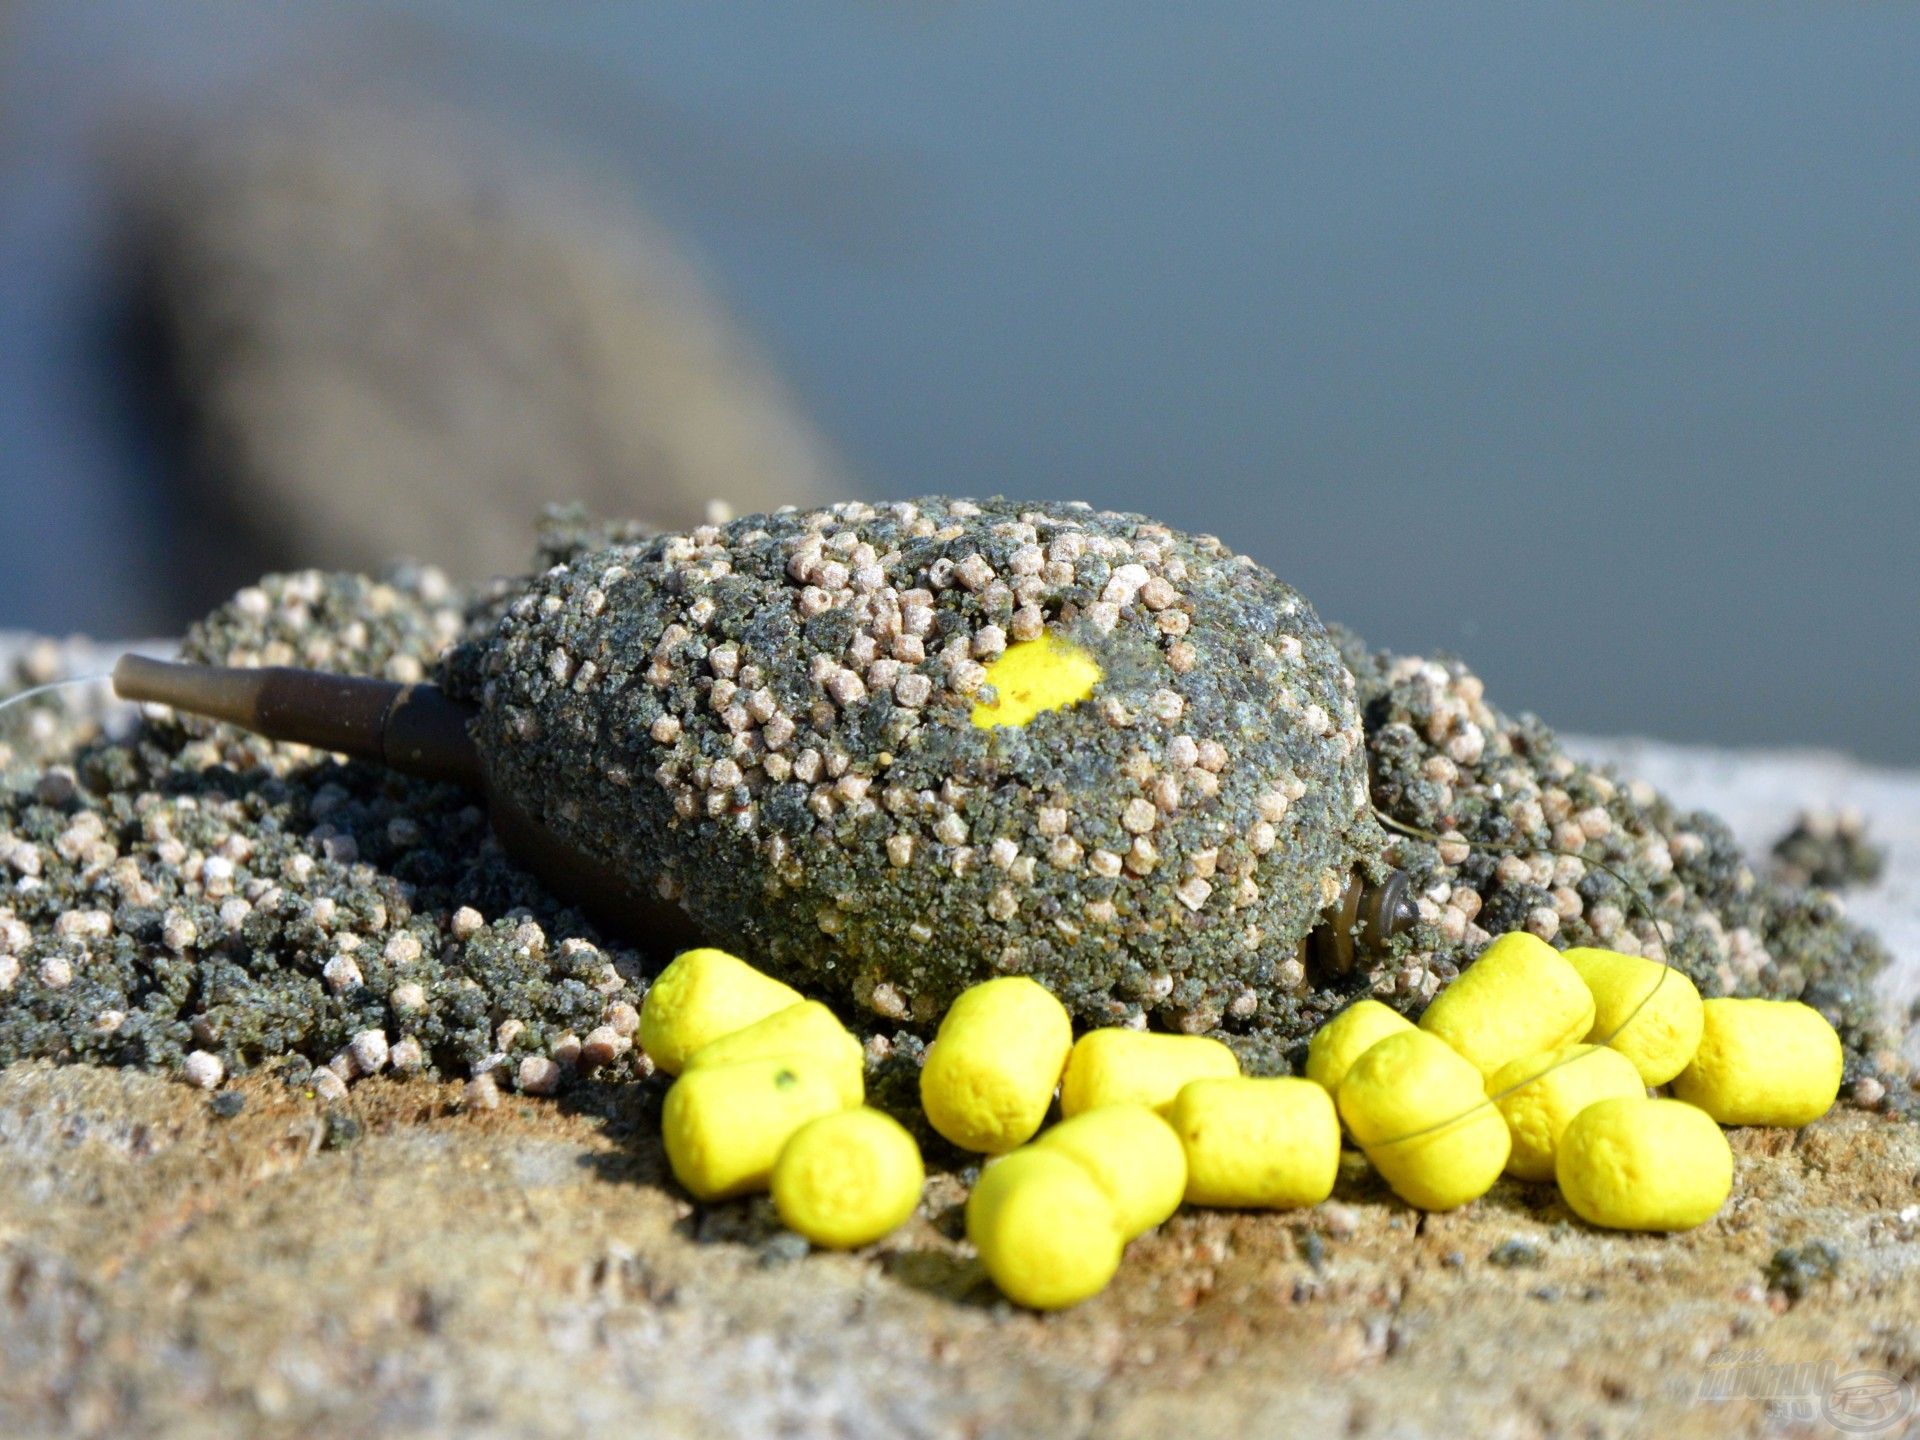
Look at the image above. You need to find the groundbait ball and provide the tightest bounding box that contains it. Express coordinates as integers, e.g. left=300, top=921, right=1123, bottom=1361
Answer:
left=112, top=497, right=1417, bottom=1034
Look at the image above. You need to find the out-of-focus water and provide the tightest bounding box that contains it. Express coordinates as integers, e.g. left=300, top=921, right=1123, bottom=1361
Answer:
left=2, top=2, right=1917, bottom=762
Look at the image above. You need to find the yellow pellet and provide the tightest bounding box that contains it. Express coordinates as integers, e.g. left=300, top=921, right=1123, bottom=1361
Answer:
left=920, top=977, right=1073, bottom=1153
left=772, top=1108, right=925, bottom=1249
left=1058, top=1028, right=1240, bottom=1117
left=1305, top=999, right=1415, bottom=1094
left=1555, top=1097, right=1732, bottom=1231
left=966, top=1148, right=1123, bottom=1310
left=1168, top=1077, right=1340, bottom=1210
left=639, top=947, right=804, bottom=1074
left=661, top=1054, right=847, bottom=1201
left=1489, top=1043, right=1648, bottom=1182
left=1563, top=947, right=1704, bottom=1086
left=1418, top=932, right=1596, bottom=1079
left=969, top=633, right=1103, bottom=729
left=685, top=1000, right=865, bottom=1109
left=1670, top=998, right=1843, bottom=1127
left=1034, top=1104, right=1187, bottom=1238
left=1337, top=1029, right=1511, bottom=1211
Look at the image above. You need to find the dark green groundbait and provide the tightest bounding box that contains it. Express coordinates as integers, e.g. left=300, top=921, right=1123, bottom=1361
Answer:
left=458, top=497, right=1381, bottom=1035
left=0, top=501, right=1907, bottom=1117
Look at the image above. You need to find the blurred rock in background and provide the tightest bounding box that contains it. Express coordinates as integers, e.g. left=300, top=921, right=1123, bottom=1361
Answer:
left=120, top=95, right=843, bottom=610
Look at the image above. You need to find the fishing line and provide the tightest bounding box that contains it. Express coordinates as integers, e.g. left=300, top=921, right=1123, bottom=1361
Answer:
left=1363, top=803, right=1678, bottom=1151
left=0, top=672, right=118, bottom=720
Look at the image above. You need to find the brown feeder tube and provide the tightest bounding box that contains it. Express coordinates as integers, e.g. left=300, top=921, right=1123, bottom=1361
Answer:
left=111, top=654, right=484, bottom=789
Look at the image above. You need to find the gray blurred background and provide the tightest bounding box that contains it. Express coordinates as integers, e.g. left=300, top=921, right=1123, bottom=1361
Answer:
left=1, top=2, right=1916, bottom=762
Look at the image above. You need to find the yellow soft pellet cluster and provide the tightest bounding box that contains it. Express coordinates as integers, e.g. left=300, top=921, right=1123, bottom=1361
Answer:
left=1563, top=947, right=1704, bottom=1086
left=1671, top=998, right=1843, bottom=1127
left=640, top=947, right=804, bottom=1074
left=920, top=977, right=1073, bottom=1152
left=1305, top=999, right=1414, bottom=1094
left=1034, top=1105, right=1188, bottom=1238
left=1418, top=932, right=1596, bottom=1078
left=638, top=935, right=1850, bottom=1313
left=773, top=1109, right=925, bottom=1248
left=1556, top=1097, right=1733, bottom=1231
left=1059, top=1028, right=1240, bottom=1116
left=1489, top=1044, right=1647, bottom=1182
left=651, top=948, right=925, bottom=1248
left=1168, top=1077, right=1340, bottom=1209
left=1337, top=1029, right=1512, bottom=1210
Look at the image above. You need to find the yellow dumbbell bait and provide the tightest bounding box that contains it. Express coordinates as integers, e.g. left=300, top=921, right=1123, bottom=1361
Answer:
left=1337, top=1029, right=1511, bottom=1211
left=640, top=947, right=806, bottom=1074
left=662, top=1054, right=849, bottom=1201
left=1489, top=1043, right=1648, bottom=1183
left=684, top=1000, right=866, bottom=1109
left=1418, top=932, right=1596, bottom=1080
left=967, top=1149, right=1125, bottom=1310
left=1033, top=1104, right=1188, bottom=1239
left=773, top=1108, right=925, bottom=1249
left=1563, top=947, right=1703, bottom=1086
left=1555, top=1097, right=1733, bottom=1231
left=1671, top=997, right=1844, bottom=1127
left=920, top=977, right=1073, bottom=1153
left=1058, top=1028, right=1241, bottom=1117
left=1169, top=1076, right=1341, bottom=1210
left=1305, top=998, right=1415, bottom=1094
